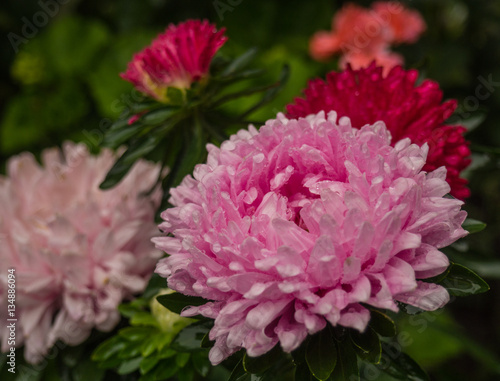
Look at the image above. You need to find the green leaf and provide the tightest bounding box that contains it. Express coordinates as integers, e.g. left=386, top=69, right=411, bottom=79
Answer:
left=377, top=343, right=429, bottom=381
left=240, top=64, right=290, bottom=119
left=295, top=362, right=316, bottom=381
left=131, top=311, right=160, bottom=327
left=306, top=328, right=337, bottom=380
left=141, top=107, right=180, bottom=126
left=152, top=359, right=179, bottom=380
left=118, top=326, right=156, bottom=342
left=166, top=87, right=186, bottom=105
left=178, top=364, right=196, bottom=381
left=99, top=134, right=160, bottom=189
left=103, top=121, right=144, bottom=149
left=350, top=327, right=382, bottom=364
left=331, top=335, right=359, bottom=381
left=201, top=332, right=213, bottom=348
left=170, top=321, right=213, bottom=352
left=221, top=48, right=258, bottom=76
left=243, top=344, right=283, bottom=374
left=462, top=218, right=487, bottom=234
left=176, top=352, right=191, bottom=368
left=192, top=351, right=212, bottom=377
left=118, top=303, right=143, bottom=319
left=439, top=263, right=490, bottom=297
left=117, top=356, right=143, bottom=375
left=140, top=356, right=160, bottom=375
left=72, top=358, right=106, bottom=381
left=156, top=292, right=209, bottom=315
left=228, top=359, right=249, bottom=381
left=368, top=310, right=397, bottom=337
left=92, top=336, right=127, bottom=361
left=461, top=113, right=486, bottom=132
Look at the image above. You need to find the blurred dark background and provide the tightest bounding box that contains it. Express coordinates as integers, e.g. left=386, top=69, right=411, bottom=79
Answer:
left=1, top=0, right=499, bottom=380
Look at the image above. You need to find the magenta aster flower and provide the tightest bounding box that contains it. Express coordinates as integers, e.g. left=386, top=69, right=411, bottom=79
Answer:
left=0, top=142, right=162, bottom=364
left=154, top=111, right=467, bottom=364
left=286, top=65, right=471, bottom=199
left=121, top=19, right=227, bottom=101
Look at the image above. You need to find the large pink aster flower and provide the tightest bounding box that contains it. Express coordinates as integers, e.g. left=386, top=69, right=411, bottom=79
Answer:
left=154, top=111, right=467, bottom=364
left=121, top=19, right=227, bottom=101
left=287, top=65, right=471, bottom=199
left=0, top=142, right=162, bottom=364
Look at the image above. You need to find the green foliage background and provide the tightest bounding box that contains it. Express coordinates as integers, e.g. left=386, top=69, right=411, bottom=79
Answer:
left=1, top=0, right=499, bottom=380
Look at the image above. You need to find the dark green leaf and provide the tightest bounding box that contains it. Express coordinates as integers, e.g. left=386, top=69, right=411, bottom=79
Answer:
left=243, top=344, right=283, bottom=374
left=153, top=359, right=179, bottom=380
left=228, top=359, right=249, bottom=381
left=178, top=365, right=196, bottom=381
left=439, top=263, right=490, bottom=296
left=192, top=351, right=212, bottom=377
left=240, top=64, right=290, bottom=119
left=462, top=218, right=487, bottom=234
left=118, top=303, right=142, bottom=319
left=92, top=336, right=128, bottom=361
left=99, top=134, right=160, bottom=189
left=176, top=352, right=191, bottom=368
left=156, top=292, right=209, bottom=315
left=306, top=328, right=337, bottom=380
left=201, top=332, right=214, bottom=348
left=130, top=311, right=160, bottom=327
left=140, top=356, right=160, bottom=375
left=170, top=321, right=213, bottom=352
left=350, top=327, right=382, bottom=364
left=72, top=358, right=106, bottom=381
left=331, top=336, right=359, bottom=381
left=118, top=326, right=156, bottom=342
left=377, top=343, right=429, bottom=381
left=368, top=310, right=396, bottom=337
left=221, top=48, right=258, bottom=76
left=256, top=355, right=295, bottom=381
left=295, top=362, right=316, bottom=381
left=141, top=106, right=180, bottom=125
left=117, top=356, right=142, bottom=375
left=103, top=122, right=144, bottom=149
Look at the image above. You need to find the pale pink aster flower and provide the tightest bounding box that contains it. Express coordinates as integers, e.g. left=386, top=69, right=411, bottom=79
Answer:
left=154, top=111, right=467, bottom=364
left=0, top=142, right=162, bottom=364
left=121, top=19, right=227, bottom=101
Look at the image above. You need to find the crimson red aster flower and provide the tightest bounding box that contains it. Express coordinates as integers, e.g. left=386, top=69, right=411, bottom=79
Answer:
left=121, top=20, right=227, bottom=101
left=286, top=64, right=471, bottom=199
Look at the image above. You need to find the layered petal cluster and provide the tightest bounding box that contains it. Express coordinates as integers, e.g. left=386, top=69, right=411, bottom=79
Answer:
left=287, top=65, right=471, bottom=199
left=121, top=19, right=227, bottom=101
left=310, top=2, right=425, bottom=74
left=154, top=111, right=467, bottom=365
left=0, top=142, right=162, bottom=364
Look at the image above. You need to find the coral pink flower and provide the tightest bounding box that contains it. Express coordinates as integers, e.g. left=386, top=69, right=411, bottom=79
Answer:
left=373, top=2, right=426, bottom=44
left=154, top=111, right=467, bottom=364
left=309, top=2, right=425, bottom=73
left=0, top=142, right=162, bottom=364
left=287, top=65, right=471, bottom=199
left=121, top=20, right=227, bottom=101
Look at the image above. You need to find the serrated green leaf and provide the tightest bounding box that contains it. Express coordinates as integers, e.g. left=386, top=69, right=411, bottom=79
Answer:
left=351, top=327, right=382, bottom=364
left=368, top=310, right=396, bottom=337
left=243, top=344, right=283, bottom=374
left=377, top=343, right=429, bottom=381
left=99, top=134, right=160, bottom=189
left=92, top=336, right=128, bottom=361
left=170, top=321, right=213, bottom=352
left=117, top=356, right=142, bottom=375
left=306, top=328, right=337, bottom=380
left=462, top=218, right=487, bottom=234
left=156, top=292, right=209, bottom=315
left=439, top=263, right=490, bottom=296
left=331, top=335, right=359, bottom=381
